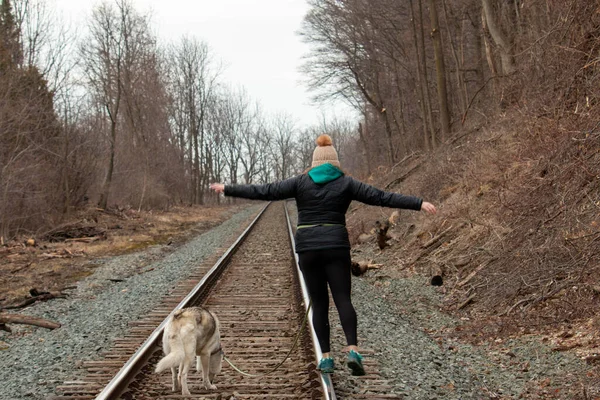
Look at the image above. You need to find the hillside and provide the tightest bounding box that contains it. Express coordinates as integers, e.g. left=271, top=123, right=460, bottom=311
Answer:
left=346, top=112, right=600, bottom=395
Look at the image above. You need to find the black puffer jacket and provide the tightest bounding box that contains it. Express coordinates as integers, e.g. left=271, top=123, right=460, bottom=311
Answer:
left=224, top=170, right=422, bottom=253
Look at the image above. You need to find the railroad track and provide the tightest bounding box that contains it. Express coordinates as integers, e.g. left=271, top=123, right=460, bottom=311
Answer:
left=52, top=202, right=401, bottom=399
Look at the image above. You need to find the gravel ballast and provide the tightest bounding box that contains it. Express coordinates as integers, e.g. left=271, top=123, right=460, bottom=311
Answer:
left=0, top=202, right=591, bottom=399
left=343, top=274, right=589, bottom=398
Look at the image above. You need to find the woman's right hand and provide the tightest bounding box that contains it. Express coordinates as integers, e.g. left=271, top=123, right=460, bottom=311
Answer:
left=209, top=183, right=225, bottom=194
left=421, top=201, right=437, bottom=215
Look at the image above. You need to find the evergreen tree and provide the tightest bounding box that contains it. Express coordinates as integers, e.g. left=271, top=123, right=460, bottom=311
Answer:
left=0, top=0, right=61, bottom=239
left=0, top=0, right=22, bottom=71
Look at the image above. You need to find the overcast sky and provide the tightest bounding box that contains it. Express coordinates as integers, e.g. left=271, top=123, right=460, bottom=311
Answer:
left=52, top=0, right=354, bottom=128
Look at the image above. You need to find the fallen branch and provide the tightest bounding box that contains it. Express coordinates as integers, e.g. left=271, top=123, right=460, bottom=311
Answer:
left=41, top=224, right=106, bottom=242
left=384, top=163, right=422, bottom=189
left=422, top=225, right=454, bottom=249
left=10, top=262, right=32, bottom=274
left=64, top=236, right=102, bottom=243
left=2, top=291, right=67, bottom=310
left=502, top=279, right=577, bottom=316
left=457, top=257, right=498, bottom=288
left=453, top=257, right=471, bottom=268
left=502, top=297, right=531, bottom=316
left=458, top=293, right=476, bottom=310
left=0, top=313, right=61, bottom=330
left=565, top=230, right=600, bottom=241
left=523, top=280, right=575, bottom=312
left=40, top=253, right=68, bottom=259
left=552, top=343, right=582, bottom=352
left=390, top=152, right=420, bottom=172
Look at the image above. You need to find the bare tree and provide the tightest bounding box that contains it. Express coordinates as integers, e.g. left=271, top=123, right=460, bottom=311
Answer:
left=428, top=0, right=451, bottom=141
left=168, top=36, right=221, bottom=204
left=409, top=0, right=432, bottom=150
left=269, top=113, right=297, bottom=180
left=255, top=129, right=273, bottom=183
left=80, top=1, right=127, bottom=209
left=301, top=0, right=398, bottom=163
left=12, top=0, right=76, bottom=89
left=239, top=102, right=265, bottom=184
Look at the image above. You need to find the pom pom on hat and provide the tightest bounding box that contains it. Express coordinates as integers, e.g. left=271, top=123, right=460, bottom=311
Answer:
left=312, top=134, right=340, bottom=168
left=316, top=134, right=333, bottom=147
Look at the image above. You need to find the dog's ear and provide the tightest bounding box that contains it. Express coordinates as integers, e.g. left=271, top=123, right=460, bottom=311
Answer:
left=173, top=309, right=185, bottom=319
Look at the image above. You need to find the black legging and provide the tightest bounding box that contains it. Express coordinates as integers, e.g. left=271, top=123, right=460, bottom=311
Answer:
left=298, top=248, right=357, bottom=353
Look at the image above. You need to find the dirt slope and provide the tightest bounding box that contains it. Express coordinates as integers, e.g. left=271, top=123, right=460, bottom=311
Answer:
left=346, top=114, right=600, bottom=394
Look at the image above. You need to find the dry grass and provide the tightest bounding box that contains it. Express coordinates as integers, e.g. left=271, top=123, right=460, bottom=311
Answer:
left=0, top=204, right=243, bottom=306
left=346, top=111, right=600, bottom=395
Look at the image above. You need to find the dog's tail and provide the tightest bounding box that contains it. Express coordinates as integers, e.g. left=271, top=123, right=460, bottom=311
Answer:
left=156, top=312, right=184, bottom=373
left=155, top=348, right=185, bottom=373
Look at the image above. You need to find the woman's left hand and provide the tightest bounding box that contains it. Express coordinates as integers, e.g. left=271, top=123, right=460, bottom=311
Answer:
left=209, top=183, right=225, bottom=194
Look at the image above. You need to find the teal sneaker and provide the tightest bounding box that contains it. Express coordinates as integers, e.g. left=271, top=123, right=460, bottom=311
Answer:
left=318, top=357, right=334, bottom=374
left=347, top=350, right=365, bottom=376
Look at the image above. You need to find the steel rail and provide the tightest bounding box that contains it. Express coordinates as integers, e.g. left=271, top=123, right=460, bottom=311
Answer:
left=94, top=203, right=270, bottom=400
left=284, top=201, right=336, bottom=400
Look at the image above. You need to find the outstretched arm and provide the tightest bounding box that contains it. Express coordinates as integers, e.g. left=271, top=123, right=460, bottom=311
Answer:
left=209, top=177, right=298, bottom=201
left=350, top=178, right=437, bottom=214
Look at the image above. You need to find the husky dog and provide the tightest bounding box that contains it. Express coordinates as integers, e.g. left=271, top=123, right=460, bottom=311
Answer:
left=155, top=307, right=223, bottom=395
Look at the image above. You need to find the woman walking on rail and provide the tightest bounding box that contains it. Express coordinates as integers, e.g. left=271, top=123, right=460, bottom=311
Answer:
left=209, top=134, right=437, bottom=376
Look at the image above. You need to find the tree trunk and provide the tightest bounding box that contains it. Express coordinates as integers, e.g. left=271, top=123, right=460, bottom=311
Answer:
left=481, top=6, right=498, bottom=91
left=137, top=155, right=148, bottom=212
left=417, top=0, right=436, bottom=148
left=197, top=115, right=205, bottom=206
left=98, top=113, right=117, bottom=210
left=358, top=121, right=372, bottom=175
left=481, top=0, right=516, bottom=75
left=190, top=107, right=200, bottom=205
left=61, top=108, right=70, bottom=218
left=409, top=0, right=431, bottom=151
left=392, top=73, right=408, bottom=159
left=381, top=108, right=395, bottom=164
left=442, top=0, right=468, bottom=115
left=429, top=0, right=451, bottom=141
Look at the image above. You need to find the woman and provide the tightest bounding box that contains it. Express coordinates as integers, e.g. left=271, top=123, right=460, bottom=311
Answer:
left=210, top=134, right=436, bottom=376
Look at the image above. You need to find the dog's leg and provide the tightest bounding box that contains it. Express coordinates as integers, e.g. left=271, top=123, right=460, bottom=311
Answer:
left=179, top=328, right=197, bottom=396
left=196, top=355, right=201, bottom=373
left=170, top=367, right=179, bottom=392
left=208, top=352, right=223, bottom=382
left=179, top=359, right=192, bottom=396
left=200, top=354, right=217, bottom=390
